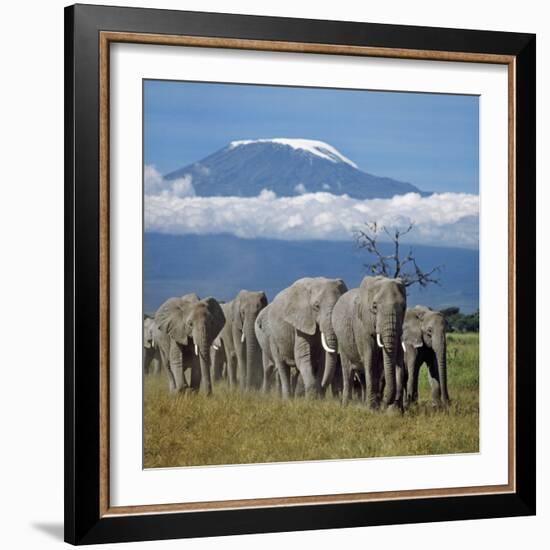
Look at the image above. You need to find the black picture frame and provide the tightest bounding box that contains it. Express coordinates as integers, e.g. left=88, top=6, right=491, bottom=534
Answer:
left=65, top=3, right=536, bottom=545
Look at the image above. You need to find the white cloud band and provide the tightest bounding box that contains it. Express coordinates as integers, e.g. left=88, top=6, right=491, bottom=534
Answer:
left=144, top=185, right=479, bottom=248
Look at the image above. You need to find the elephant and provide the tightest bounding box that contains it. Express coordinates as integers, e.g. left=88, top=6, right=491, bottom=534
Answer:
left=218, top=290, right=268, bottom=391
left=143, top=316, right=161, bottom=375
left=402, top=306, right=450, bottom=407
left=255, top=305, right=276, bottom=393
left=267, top=277, right=347, bottom=399
left=332, top=276, right=406, bottom=411
left=154, top=293, right=225, bottom=395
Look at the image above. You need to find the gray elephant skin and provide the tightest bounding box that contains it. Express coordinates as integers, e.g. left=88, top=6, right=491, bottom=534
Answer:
left=143, top=316, right=162, bottom=375
left=332, top=276, right=406, bottom=410
left=216, top=290, right=267, bottom=391
left=267, top=277, right=347, bottom=399
left=154, top=293, right=225, bottom=395
left=402, top=306, right=450, bottom=407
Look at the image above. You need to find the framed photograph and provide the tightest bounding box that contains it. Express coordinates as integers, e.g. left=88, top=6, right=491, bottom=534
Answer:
left=65, top=4, right=536, bottom=545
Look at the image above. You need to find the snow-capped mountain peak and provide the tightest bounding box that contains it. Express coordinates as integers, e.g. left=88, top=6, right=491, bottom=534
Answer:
left=164, top=138, right=428, bottom=199
left=229, top=138, right=358, bottom=168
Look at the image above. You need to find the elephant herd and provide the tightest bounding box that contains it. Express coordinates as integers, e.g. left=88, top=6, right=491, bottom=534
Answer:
left=143, top=276, right=450, bottom=411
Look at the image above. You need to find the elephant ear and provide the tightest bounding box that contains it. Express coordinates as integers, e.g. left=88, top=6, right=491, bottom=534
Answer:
left=181, top=293, right=200, bottom=304
left=258, top=291, right=268, bottom=309
left=202, top=297, right=226, bottom=340
left=231, top=293, right=244, bottom=332
left=413, top=305, right=429, bottom=321
left=359, top=276, right=383, bottom=314
left=334, top=278, right=348, bottom=295
left=282, top=281, right=316, bottom=335
left=352, top=290, right=364, bottom=322
left=394, top=277, right=407, bottom=302
left=154, top=297, right=191, bottom=345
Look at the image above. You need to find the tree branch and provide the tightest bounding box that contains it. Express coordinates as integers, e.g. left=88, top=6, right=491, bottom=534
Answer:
left=354, top=220, right=442, bottom=290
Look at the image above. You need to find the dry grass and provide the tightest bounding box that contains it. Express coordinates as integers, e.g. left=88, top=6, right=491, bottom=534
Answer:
left=143, top=333, right=478, bottom=468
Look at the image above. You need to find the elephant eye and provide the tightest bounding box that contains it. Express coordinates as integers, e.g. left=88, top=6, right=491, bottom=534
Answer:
left=312, top=301, right=320, bottom=311
left=372, top=302, right=377, bottom=312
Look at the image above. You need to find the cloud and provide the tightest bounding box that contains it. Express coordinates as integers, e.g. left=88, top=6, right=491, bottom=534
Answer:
left=144, top=188, right=479, bottom=249
left=144, top=164, right=165, bottom=195
left=144, top=164, right=195, bottom=198
left=294, top=183, right=307, bottom=195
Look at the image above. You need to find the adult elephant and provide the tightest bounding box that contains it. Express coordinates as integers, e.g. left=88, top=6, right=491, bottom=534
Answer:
left=402, top=306, right=450, bottom=407
left=332, top=276, right=406, bottom=411
left=154, top=293, right=225, bottom=395
left=143, top=316, right=161, bottom=375
left=268, top=277, right=347, bottom=399
left=219, top=290, right=268, bottom=391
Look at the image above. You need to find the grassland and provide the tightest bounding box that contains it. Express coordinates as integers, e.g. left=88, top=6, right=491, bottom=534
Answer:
left=143, top=333, right=478, bottom=468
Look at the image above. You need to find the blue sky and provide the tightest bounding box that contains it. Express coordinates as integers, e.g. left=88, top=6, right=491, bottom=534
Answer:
left=144, top=80, right=479, bottom=195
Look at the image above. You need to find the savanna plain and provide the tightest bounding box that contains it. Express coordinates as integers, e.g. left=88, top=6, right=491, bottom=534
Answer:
left=144, top=333, right=478, bottom=468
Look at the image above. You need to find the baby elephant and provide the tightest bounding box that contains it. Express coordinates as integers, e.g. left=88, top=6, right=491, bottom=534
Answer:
left=402, top=306, right=450, bottom=407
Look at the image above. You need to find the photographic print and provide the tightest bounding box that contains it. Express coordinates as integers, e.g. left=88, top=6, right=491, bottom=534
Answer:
left=142, top=80, right=480, bottom=469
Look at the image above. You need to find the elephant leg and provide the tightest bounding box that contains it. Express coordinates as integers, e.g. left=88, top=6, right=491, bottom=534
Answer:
left=189, top=358, right=201, bottom=393
left=152, top=352, right=161, bottom=375
left=210, top=347, right=222, bottom=382
left=289, top=368, right=299, bottom=396
left=363, top=347, right=379, bottom=410
left=406, top=357, right=420, bottom=405
left=395, top=364, right=406, bottom=409
left=341, top=356, right=352, bottom=406
left=262, top=356, right=274, bottom=394
left=274, top=369, right=282, bottom=396
left=297, top=362, right=318, bottom=398
left=353, top=369, right=366, bottom=402
left=168, top=340, right=187, bottom=392
left=143, top=348, right=154, bottom=375
left=330, top=357, right=343, bottom=399
left=159, top=345, right=175, bottom=392
left=294, top=372, right=305, bottom=398
left=427, top=356, right=442, bottom=406
left=294, top=334, right=320, bottom=398
left=226, top=352, right=237, bottom=389
left=275, top=359, right=292, bottom=399
left=235, top=341, right=247, bottom=392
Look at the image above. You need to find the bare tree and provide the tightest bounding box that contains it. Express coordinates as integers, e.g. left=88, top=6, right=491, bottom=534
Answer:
left=353, top=221, right=442, bottom=288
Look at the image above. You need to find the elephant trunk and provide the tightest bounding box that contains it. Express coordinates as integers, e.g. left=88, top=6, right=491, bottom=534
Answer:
left=434, top=335, right=449, bottom=405
left=321, top=328, right=338, bottom=389
left=379, top=312, right=398, bottom=407
left=195, top=327, right=213, bottom=396
left=244, top=318, right=262, bottom=390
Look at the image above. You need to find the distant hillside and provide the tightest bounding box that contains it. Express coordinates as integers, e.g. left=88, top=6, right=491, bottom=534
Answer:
left=164, top=138, right=429, bottom=199
left=144, top=233, right=478, bottom=314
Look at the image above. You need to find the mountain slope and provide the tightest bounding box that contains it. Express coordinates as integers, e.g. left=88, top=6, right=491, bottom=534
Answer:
left=144, top=233, right=478, bottom=315
left=164, top=139, right=428, bottom=199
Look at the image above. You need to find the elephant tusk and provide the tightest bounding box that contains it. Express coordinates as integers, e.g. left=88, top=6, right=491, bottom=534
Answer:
left=414, top=342, right=423, bottom=348
left=401, top=341, right=406, bottom=353
left=376, top=333, right=384, bottom=348
left=241, top=332, right=245, bottom=343
left=194, top=344, right=198, bottom=356
left=212, top=344, right=220, bottom=351
left=321, top=332, right=336, bottom=354
left=151, top=338, right=154, bottom=348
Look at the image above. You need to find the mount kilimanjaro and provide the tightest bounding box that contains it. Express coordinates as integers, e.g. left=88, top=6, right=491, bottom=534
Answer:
left=164, top=138, right=429, bottom=200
